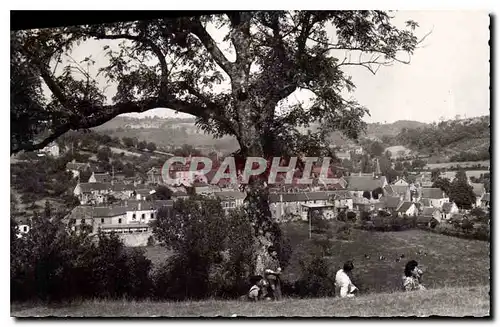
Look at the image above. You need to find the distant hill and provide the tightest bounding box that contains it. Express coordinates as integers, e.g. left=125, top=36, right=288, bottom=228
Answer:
left=93, top=115, right=489, bottom=159
left=366, top=120, right=430, bottom=138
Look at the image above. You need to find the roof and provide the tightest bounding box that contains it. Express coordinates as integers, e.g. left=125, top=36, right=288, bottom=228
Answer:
left=383, top=185, right=395, bottom=196
left=420, top=188, right=446, bottom=199
left=397, top=201, right=414, bottom=213
left=77, top=182, right=112, bottom=192
left=99, top=223, right=150, bottom=229
left=111, top=183, right=136, bottom=192
left=215, top=191, right=247, bottom=200
left=269, top=191, right=333, bottom=203
left=135, top=189, right=153, bottom=196
left=346, top=176, right=385, bottom=192
left=470, top=183, right=485, bottom=197
left=421, top=207, right=441, bottom=216
left=91, top=172, right=111, bottom=183
left=93, top=206, right=128, bottom=217
left=482, top=193, right=490, bottom=202
left=384, top=196, right=402, bottom=209
left=329, top=190, right=353, bottom=199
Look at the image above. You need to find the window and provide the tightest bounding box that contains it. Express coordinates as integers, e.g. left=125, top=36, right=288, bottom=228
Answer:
left=151, top=213, right=154, bottom=219
left=23, top=226, right=27, bottom=232
left=81, top=219, right=85, bottom=224
left=132, top=214, right=136, bottom=220
left=141, top=214, right=145, bottom=219
left=118, top=218, right=122, bottom=224
left=101, top=218, right=105, bottom=224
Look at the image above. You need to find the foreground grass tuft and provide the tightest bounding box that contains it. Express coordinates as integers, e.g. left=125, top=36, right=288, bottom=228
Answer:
left=12, top=285, right=489, bottom=317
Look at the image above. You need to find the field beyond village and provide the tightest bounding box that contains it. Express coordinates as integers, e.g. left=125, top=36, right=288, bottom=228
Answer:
left=12, top=222, right=490, bottom=317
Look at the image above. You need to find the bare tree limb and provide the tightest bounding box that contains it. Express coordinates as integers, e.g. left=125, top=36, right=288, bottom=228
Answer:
left=190, top=18, right=235, bottom=78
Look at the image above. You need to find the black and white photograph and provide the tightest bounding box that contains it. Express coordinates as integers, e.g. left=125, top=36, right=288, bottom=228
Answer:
left=9, top=8, right=491, bottom=318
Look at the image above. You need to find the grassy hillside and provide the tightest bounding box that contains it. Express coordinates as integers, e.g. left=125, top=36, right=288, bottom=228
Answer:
left=11, top=285, right=489, bottom=317
left=280, top=223, right=489, bottom=295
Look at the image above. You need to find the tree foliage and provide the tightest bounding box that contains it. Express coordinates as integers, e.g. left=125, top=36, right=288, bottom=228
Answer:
left=11, top=11, right=422, bottom=249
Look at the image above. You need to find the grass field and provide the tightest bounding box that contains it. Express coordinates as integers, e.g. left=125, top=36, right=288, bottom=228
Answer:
left=139, top=223, right=490, bottom=295
left=425, top=160, right=490, bottom=170
left=11, top=285, right=489, bottom=317
left=280, top=222, right=490, bottom=294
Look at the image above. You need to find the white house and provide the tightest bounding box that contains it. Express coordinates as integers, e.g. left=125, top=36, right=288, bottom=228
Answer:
left=88, top=172, right=112, bottom=183
left=66, top=161, right=90, bottom=178
left=419, top=188, right=449, bottom=208
left=38, top=142, right=60, bottom=157
left=215, top=191, right=246, bottom=214
left=441, top=202, right=459, bottom=220
left=269, top=191, right=336, bottom=221
left=420, top=207, right=443, bottom=223
left=396, top=201, right=417, bottom=217
left=470, top=183, right=486, bottom=208
left=393, top=178, right=409, bottom=186
left=73, top=182, right=112, bottom=205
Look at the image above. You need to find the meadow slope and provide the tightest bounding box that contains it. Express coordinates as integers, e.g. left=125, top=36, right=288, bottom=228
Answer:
left=11, top=286, right=489, bottom=317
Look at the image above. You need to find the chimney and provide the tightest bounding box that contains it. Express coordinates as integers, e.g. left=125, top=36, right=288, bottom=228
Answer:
left=138, top=202, right=141, bottom=211
left=124, top=200, right=128, bottom=207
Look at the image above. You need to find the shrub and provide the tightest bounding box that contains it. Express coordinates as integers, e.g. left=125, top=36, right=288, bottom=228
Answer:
left=151, top=198, right=255, bottom=300
left=346, top=211, right=357, bottom=222
left=291, top=240, right=336, bottom=298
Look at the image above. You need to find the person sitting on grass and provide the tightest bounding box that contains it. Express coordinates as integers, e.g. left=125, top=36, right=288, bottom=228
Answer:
left=243, top=275, right=268, bottom=301
left=402, top=260, right=426, bottom=291
left=335, top=260, right=358, bottom=298
left=262, top=245, right=283, bottom=301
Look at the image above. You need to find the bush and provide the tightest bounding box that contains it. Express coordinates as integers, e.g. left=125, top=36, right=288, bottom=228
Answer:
left=291, top=240, right=336, bottom=298
left=346, top=211, right=357, bottom=222
left=11, top=215, right=154, bottom=302
left=151, top=198, right=255, bottom=300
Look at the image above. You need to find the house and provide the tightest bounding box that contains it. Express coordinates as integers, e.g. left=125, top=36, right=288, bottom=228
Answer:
left=66, top=161, right=90, bottom=178
left=134, top=188, right=155, bottom=201
left=214, top=191, right=246, bottom=213
left=110, top=183, right=136, bottom=200
left=419, top=188, right=449, bottom=208
left=441, top=202, right=459, bottom=220
left=415, top=172, right=433, bottom=188
left=470, top=183, right=486, bottom=207
left=420, top=207, right=442, bottom=223
left=73, top=182, right=112, bottom=205
left=345, top=174, right=388, bottom=198
left=391, top=185, right=412, bottom=202
left=88, top=172, right=111, bottom=183
left=481, top=193, right=490, bottom=208
left=194, top=183, right=221, bottom=196
left=147, top=167, right=164, bottom=185
left=269, top=191, right=336, bottom=221
left=382, top=196, right=403, bottom=212
left=124, top=200, right=173, bottom=225
left=393, top=178, right=409, bottom=186
left=38, top=142, right=60, bottom=157
left=66, top=200, right=174, bottom=234
left=397, top=201, right=417, bottom=217
left=329, top=190, right=354, bottom=212
left=300, top=203, right=336, bottom=221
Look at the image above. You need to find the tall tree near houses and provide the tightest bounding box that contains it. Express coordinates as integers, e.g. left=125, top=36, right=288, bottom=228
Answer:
left=449, top=168, right=476, bottom=210
left=11, top=11, right=423, bottom=255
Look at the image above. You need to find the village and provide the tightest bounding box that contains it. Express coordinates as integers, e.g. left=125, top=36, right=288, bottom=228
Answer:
left=14, top=140, right=490, bottom=246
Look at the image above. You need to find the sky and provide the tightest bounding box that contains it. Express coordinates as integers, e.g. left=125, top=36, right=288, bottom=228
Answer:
left=55, top=11, right=490, bottom=124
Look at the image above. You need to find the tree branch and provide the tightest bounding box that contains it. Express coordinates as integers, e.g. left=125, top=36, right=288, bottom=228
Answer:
left=190, top=19, right=234, bottom=78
